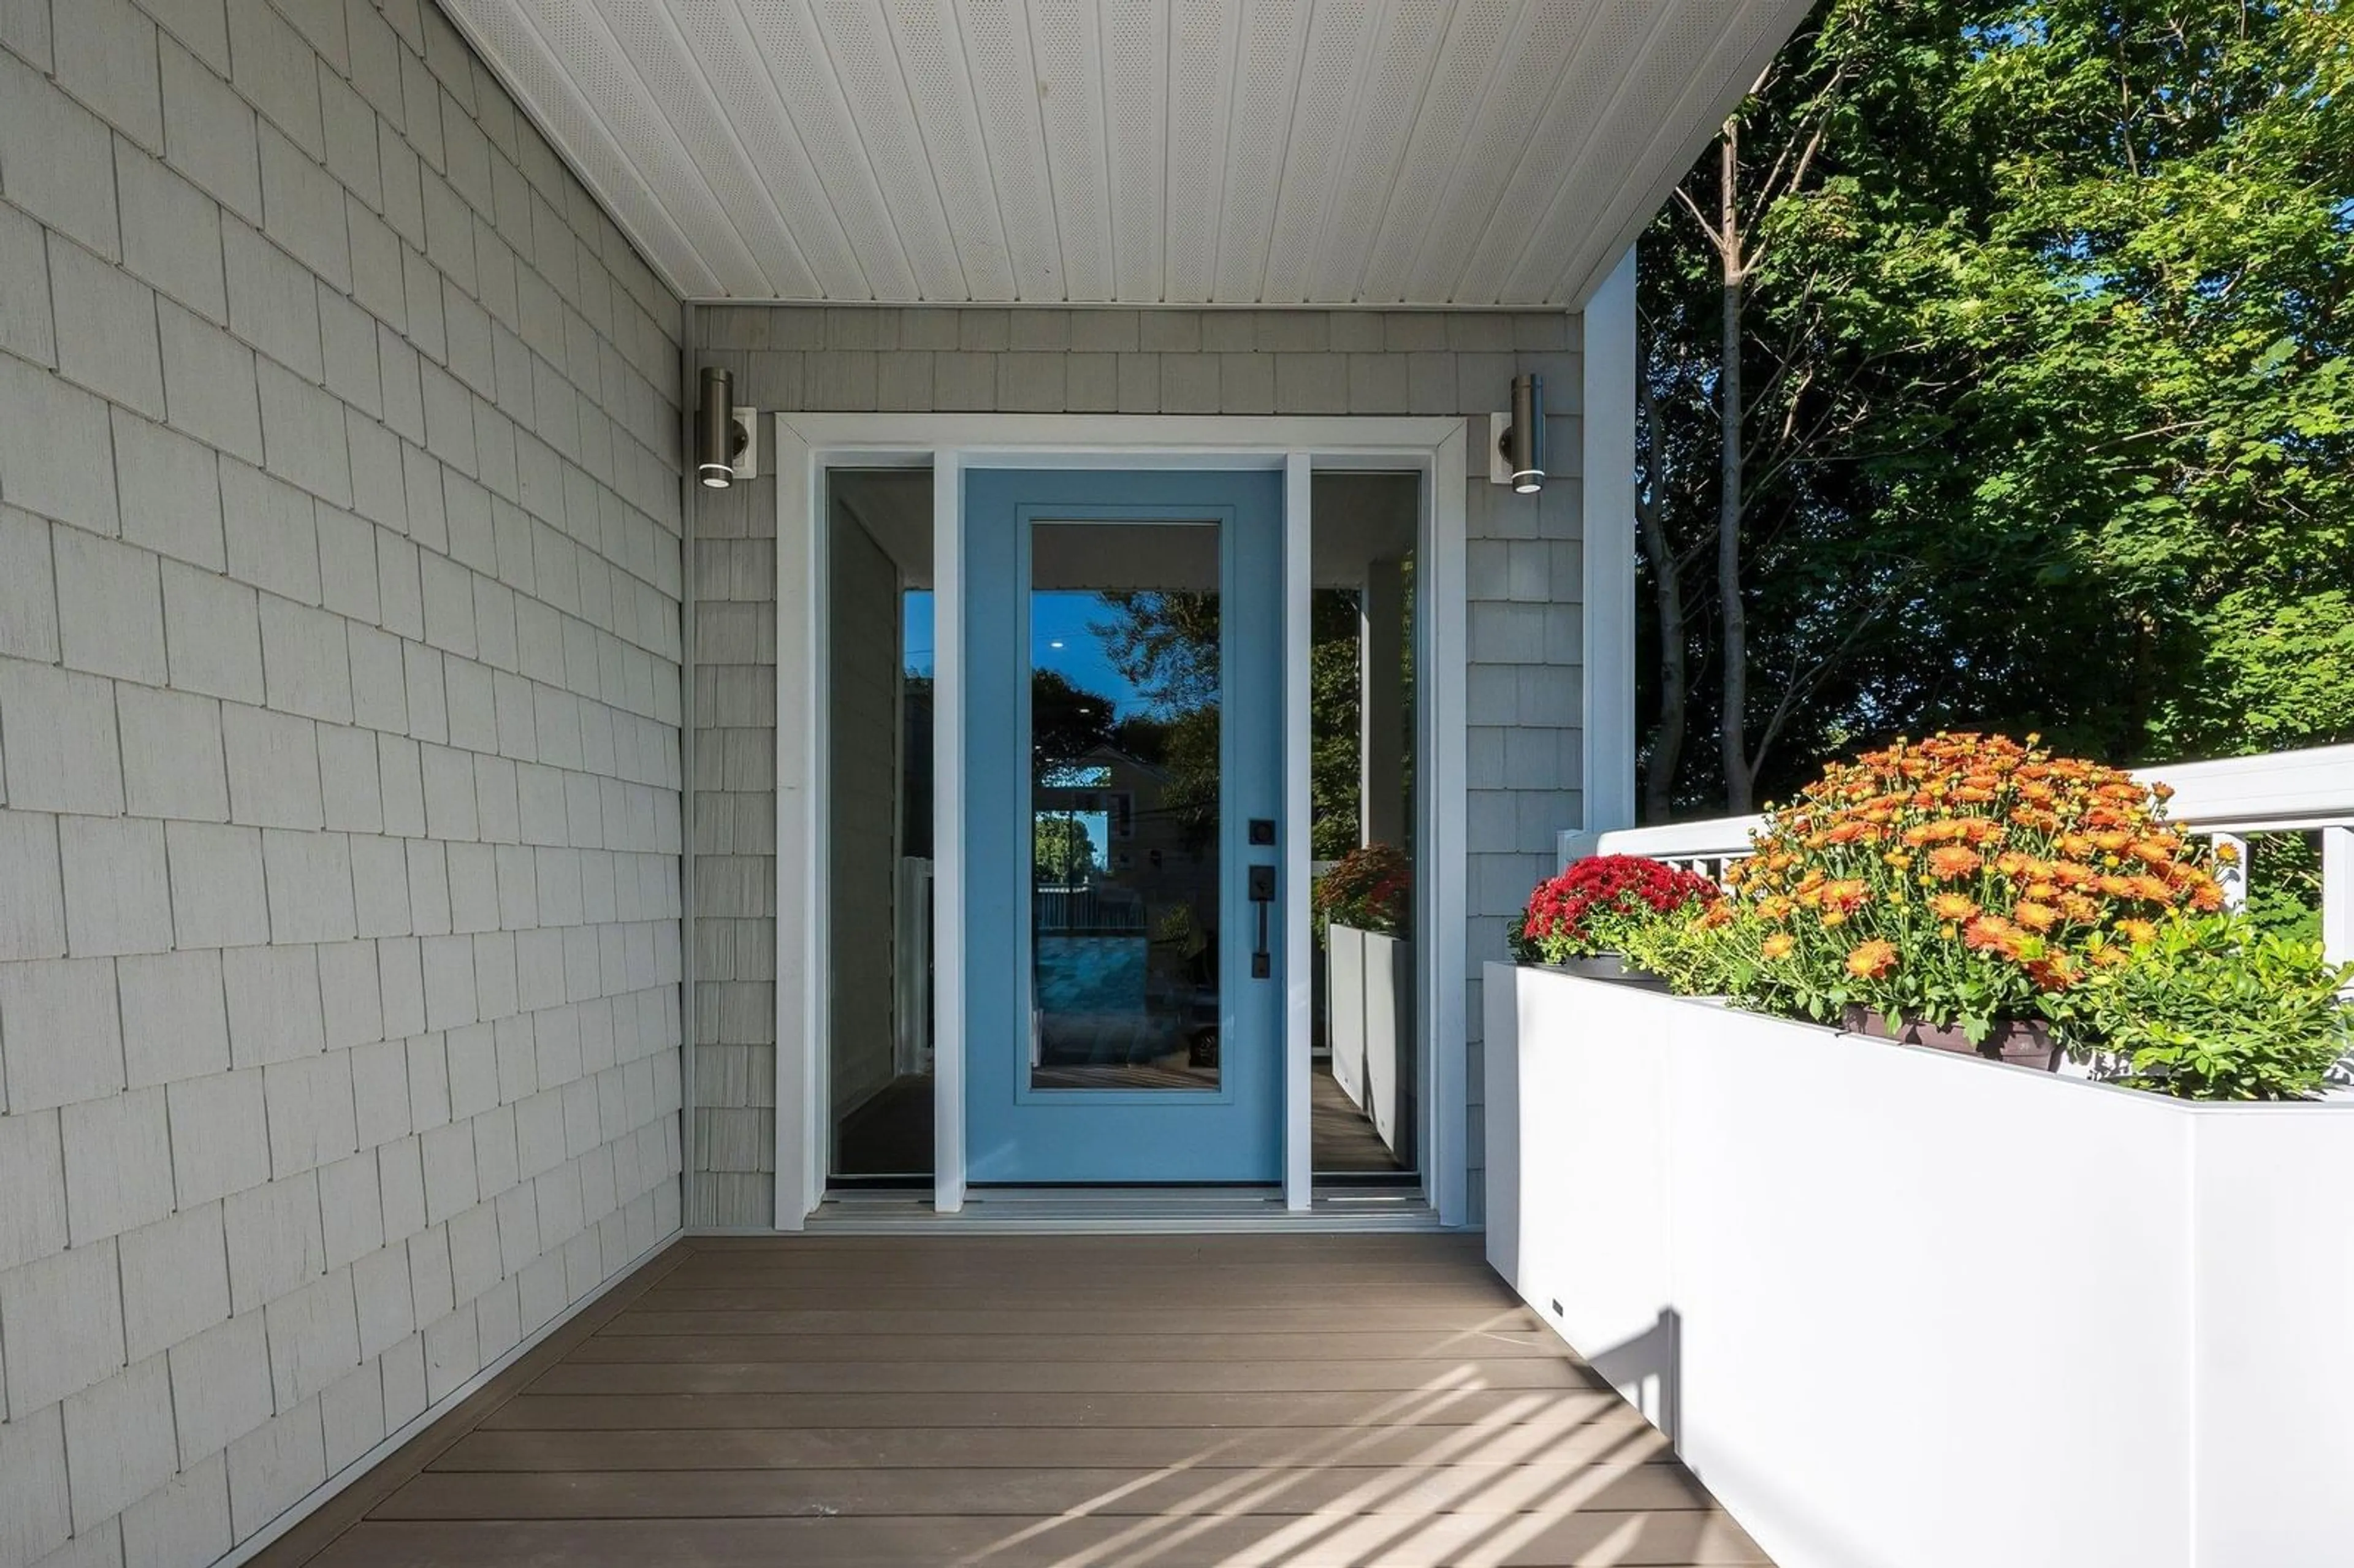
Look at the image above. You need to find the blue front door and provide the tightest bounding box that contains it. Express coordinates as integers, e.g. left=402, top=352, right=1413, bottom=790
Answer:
left=963, top=468, right=1284, bottom=1183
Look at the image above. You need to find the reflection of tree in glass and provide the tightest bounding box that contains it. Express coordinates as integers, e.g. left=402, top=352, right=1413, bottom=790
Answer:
left=1095, top=592, right=1219, bottom=712
left=1032, top=815, right=1097, bottom=883
left=1310, top=589, right=1362, bottom=861
left=1030, top=668, right=1116, bottom=772
left=1094, top=592, right=1220, bottom=853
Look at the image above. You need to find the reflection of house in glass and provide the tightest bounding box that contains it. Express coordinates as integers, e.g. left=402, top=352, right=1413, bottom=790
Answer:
left=1033, top=746, right=1221, bottom=1083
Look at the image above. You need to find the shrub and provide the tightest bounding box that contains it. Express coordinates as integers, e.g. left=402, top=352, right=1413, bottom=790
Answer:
left=1510, top=855, right=1721, bottom=965
left=1712, top=733, right=2227, bottom=1043
left=2057, top=914, right=2353, bottom=1099
left=1316, top=842, right=1411, bottom=937
left=1613, top=896, right=1750, bottom=994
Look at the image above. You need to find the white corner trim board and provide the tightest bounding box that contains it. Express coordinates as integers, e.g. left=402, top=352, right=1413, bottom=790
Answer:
left=1483, top=964, right=2354, bottom=1568
left=213, top=1230, right=683, bottom=1568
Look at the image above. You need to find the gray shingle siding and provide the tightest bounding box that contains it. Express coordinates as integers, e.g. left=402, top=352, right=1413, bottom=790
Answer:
left=688, top=304, right=1583, bottom=1228
left=0, top=4, right=685, bottom=1561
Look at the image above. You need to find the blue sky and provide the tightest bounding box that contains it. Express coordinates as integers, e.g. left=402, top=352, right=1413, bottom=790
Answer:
left=903, top=588, right=1153, bottom=720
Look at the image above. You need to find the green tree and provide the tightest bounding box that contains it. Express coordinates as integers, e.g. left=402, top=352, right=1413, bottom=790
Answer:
left=1030, top=668, right=1116, bottom=775
left=1033, top=815, right=1098, bottom=883
left=1638, top=0, right=2354, bottom=815
left=1310, top=590, right=1365, bottom=861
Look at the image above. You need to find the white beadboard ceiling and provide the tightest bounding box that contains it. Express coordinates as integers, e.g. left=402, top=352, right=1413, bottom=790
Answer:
left=437, top=0, right=1810, bottom=306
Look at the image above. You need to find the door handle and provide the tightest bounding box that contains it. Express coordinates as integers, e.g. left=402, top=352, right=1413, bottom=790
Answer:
left=1248, top=866, right=1275, bottom=978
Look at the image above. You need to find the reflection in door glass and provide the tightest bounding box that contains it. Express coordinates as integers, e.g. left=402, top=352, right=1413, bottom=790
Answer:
left=827, top=470, right=937, bottom=1179
left=1030, top=522, right=1221, bottom=1091
left=1309, top=472, right=1420, bottom=1176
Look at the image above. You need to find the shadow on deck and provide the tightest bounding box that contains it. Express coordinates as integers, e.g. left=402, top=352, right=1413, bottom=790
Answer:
left=252, top=1234, right=1766, bottom=1567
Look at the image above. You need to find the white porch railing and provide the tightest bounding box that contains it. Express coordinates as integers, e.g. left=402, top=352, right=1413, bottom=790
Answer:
left=1558, top=742, right=2354, bottom=965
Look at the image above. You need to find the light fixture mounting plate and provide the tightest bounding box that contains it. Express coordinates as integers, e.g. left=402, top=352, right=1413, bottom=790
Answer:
left=1487, top=411, right=1517, bottom=486
left=729, top=407, right=758, bottom=481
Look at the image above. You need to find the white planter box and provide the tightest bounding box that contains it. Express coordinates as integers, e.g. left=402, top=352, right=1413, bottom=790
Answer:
left=1328, top=925, right=1368, bottom=1109
left=1483, top=961, right=2354, bottom=1568
left=1327, top=924, right=1414, bottom=1159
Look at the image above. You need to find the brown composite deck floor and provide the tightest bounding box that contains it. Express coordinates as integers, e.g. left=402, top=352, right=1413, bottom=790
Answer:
left=1311, top=1061, right=1407, bottom=1173
left=257, top=1235, right=1767, bottom=1567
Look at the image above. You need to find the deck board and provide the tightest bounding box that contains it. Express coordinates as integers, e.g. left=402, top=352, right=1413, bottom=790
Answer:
left=259, top=1234, right=1767, bottom=1568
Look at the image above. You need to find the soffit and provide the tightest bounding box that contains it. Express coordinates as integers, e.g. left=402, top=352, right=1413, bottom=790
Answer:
left=438, top=0, right=1808, bottom=307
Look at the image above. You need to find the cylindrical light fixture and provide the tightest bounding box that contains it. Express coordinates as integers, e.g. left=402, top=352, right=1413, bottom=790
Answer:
left=1506, top=372, right=1545, bottom=493
left=696, top=366, right=736, bottom=489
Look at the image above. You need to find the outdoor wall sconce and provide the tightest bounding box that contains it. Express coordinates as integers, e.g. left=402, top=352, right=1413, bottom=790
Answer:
left=696, top=367, right=755, bottom=488
left=1489, top=372, right=1545, bottom=493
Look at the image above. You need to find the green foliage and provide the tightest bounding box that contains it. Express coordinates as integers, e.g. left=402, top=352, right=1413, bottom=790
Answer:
left=1613, top=902, right=1752, bottom=997
left=2245, top=832, right=2327, bottom=943
left=1314, top=843, right=1412, bottom=938
left=2055, top=914, right=2354, bottom=1100
left=1310, top=589, right=1365, bottom=861
left=1032, top=815, right=1097, bottom=883
left=1639, top=0, right=2354, bottom=812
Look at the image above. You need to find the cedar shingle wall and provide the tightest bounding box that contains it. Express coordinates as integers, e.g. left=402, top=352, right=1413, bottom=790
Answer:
left=0, top=3, right=685, bottom=1561
left=688, top=303, right=1585, bottom=1228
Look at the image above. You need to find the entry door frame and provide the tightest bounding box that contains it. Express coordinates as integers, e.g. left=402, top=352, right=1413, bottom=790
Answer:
left=772, top=416, right=1469, bottom=1225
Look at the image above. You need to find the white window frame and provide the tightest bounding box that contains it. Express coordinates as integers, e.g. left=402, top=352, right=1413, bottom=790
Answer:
left=772, top=415, right=1472, bottom=1226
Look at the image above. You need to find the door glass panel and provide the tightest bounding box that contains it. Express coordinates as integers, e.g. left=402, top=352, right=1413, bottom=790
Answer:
left=1029, top=521, right=1221, bottom=1090
left=1309, top=471, right=1420, bottom=1176
left=827, top=469, right=935, bottom=1179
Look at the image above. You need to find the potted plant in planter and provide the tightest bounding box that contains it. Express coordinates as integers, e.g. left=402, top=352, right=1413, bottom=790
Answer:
left=1509, top=856, right=1721, bottom=988
left=1315, top=842, right=1411, bottom=937
left=1705, top=732, right=2230, bottom=1068
left=2059, top=913, right=2353, bottom=1098
left=1317, top=843, right=1414, bottom=1138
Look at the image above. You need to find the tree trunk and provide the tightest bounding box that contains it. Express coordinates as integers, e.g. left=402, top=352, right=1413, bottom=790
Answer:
left=1715, top=126, right=1753, bottom=813
left=1635, top=322, right=1686, bottom=821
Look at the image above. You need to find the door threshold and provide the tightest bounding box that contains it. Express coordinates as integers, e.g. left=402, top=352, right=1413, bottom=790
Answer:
left=804, top=1184, right=1449, bottom=1233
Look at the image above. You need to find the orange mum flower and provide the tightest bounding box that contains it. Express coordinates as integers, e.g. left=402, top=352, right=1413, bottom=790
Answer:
left=1926, top=846, right=1982, bottom=881
left=1928, top=892, right=1979, bottom=922
left=1964, top=916, right=2024, bottom=956
left=2025, top=953, right=2081, bottom=991
left=1761, top=932, right=1796, bottom=960
left=2013, top=901, right=2061, bottom=933
left=1821, top=878, right=1870, bottom=911
left=2117, top=918, right=2158, bottom=946
left=1845, top=939, right=1899, bottom=980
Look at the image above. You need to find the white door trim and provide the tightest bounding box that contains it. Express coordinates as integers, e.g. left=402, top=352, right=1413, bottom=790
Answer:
left=773, top=414, right=1469, bottom=1229
left=1281, top=452, right=1313, bottom=1212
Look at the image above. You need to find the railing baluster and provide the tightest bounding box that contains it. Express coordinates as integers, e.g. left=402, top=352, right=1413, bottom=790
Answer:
left=2324, top=825, right=2352, bottom=973
left=2209, top=832, right=2249, bottom=912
